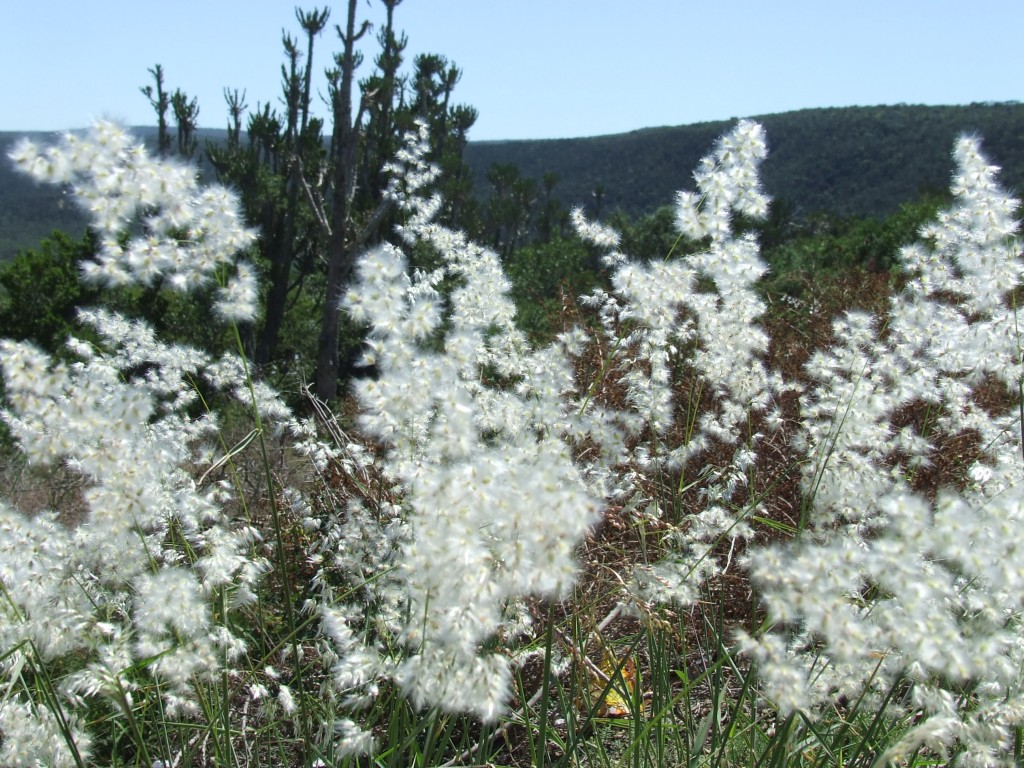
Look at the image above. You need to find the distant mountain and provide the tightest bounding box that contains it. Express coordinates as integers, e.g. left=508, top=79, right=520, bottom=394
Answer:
left=2, top=103, right=1022, bottom=260
left=0, top=131, right=89, bottom=262
left=0, top=127, right=228, bottom=262
left=463, top=103, right=1024, bottom=221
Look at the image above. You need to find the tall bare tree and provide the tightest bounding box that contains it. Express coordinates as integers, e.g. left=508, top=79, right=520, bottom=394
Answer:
left=315, top=0, right=373, bottom=399
left=140, top=65, right=172, bottom=157
left=158, top=2, right=475, bottom=398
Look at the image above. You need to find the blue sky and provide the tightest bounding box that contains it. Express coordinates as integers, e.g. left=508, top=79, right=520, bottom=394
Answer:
left=2, top=1, right=1022, bottom=141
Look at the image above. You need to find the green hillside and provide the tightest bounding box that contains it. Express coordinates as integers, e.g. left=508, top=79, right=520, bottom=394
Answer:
left=2, top=103, right=1022, bottom=260
left=464, top=102, right=1024, bottom=219
left=0, top=132, right=91, bottom=261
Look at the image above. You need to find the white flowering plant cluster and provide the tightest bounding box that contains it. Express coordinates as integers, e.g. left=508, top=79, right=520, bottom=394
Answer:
left=739, top=135, right=1024, bottom=766
left=570, top=121, right=797, bottom=608
left=2, top=113, right=1024, bottom=767
left=0, top=124, right=315, bottom=767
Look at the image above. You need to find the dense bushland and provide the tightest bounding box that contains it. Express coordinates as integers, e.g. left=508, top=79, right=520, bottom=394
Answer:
left=1, top=110, right=1023, bottom=768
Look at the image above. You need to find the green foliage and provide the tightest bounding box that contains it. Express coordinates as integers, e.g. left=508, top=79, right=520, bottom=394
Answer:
left=406, top=53, right=479, bottom=226
left=113, top=281, right=231, bottom=351
left=0, top=230, right=98, bottom=351
left=505, top=237, right=600, bottom=341
left=609, top=205, right=707, bottom=262
left=763, top=192, right=947, bottom=276
left=0, top=229, right=233, bottom=362
left=480, top=162, right=538, bottom=257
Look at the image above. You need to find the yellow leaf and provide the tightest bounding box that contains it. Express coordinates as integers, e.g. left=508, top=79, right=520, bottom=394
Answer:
left=587, top=648, right=637, bottom=718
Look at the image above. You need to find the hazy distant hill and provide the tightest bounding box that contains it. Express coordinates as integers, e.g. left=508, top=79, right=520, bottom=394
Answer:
left=2, top=103, right=1022, bottom=260
left=0, top=131, right=89, bottom=262
left=463, top=103, right=1024, bottom=220
left=0, top=127, right=228, bottom=261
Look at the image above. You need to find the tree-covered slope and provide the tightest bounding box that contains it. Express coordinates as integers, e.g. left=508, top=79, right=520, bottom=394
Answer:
left=0, top=132, right=91, bottom=261
left=2, top=103, right=1022, bottom=260
left=464, top=102, right=1024, bottom=219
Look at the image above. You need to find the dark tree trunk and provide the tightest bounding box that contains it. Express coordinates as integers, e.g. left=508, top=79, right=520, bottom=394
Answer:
left=315, top=0, right=365, bottom=400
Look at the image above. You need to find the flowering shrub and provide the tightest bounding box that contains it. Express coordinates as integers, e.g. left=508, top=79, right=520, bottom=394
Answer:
left=1, top=116, right=1023, bottom=767
left=0, top=124, right=280, bottom=767
left=741, top=134, right=1024, bottom=766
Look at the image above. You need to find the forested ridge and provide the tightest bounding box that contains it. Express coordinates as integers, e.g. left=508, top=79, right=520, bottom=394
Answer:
left=3, top=101, right=1022, bottom=261
left=464, top=102, right=1024, bottom=220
